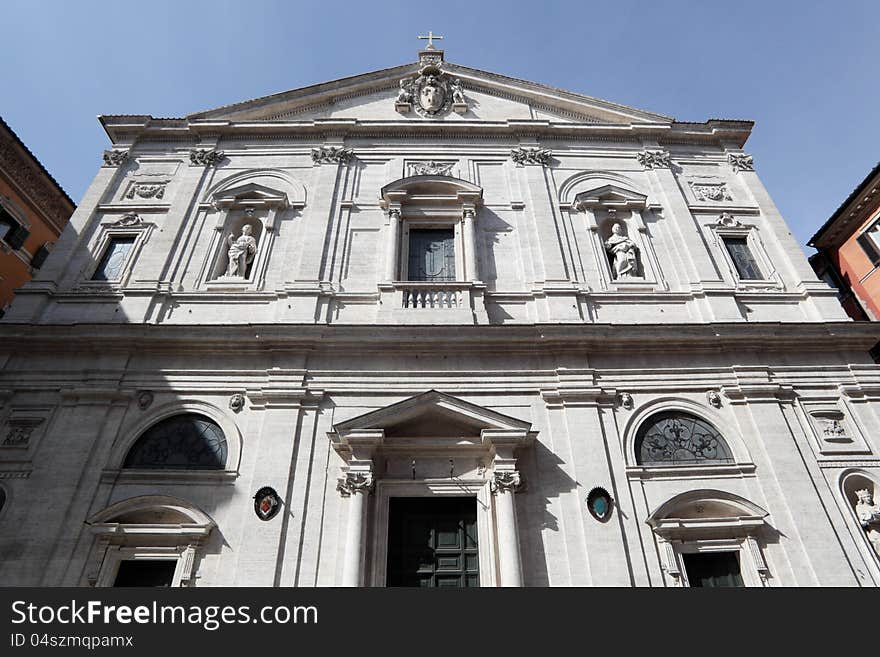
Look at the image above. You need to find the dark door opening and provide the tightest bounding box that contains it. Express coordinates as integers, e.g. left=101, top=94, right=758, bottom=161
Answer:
left=387, top=497, right=478, bottom=587
left=682, top=551, right=745, bottom=588
left=113, top=560, right=177, bottom=587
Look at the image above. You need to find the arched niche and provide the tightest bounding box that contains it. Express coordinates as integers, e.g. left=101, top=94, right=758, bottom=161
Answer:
left=86, top=495, right=215, bottom=587
left=561, top=175, right=665, bottom=290
left=110, top=400, right=242, bottom=477
left=623, top=398, right=753, bottom=471
left=200, top=170, right=305, bottom=289
left=840, top=470, right=880, bottom=564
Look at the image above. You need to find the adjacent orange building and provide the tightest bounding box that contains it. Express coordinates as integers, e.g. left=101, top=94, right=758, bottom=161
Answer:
left=0, top=116, right=75, bottom=315
left=809, top=162, right=880, bottom=325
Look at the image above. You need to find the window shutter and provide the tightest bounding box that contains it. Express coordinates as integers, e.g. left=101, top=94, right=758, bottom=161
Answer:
left=31, top=243, right=51, bottom=269
left=857, top=233, right=880, bottom=265
left=5, top=224, right=29, bottom=250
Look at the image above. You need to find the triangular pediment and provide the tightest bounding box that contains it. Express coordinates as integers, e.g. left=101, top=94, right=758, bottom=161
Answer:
left=332, top=390, right=533, bottom=440
left=187, top=61, right=672, bottom=125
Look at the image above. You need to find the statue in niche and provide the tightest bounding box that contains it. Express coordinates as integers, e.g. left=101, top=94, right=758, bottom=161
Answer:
left=604, top=223, right=641, bottom=279
left=225, top=224, right=257, bottom=278
left=855, top=488, right=880, bottom=555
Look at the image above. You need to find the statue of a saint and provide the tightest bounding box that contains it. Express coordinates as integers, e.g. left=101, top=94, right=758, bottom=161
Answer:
left=855, top=488, right=880, bottom=555
left=604, top=223, right=640, bottom=279
left=225, top=224, right=257, bottom=277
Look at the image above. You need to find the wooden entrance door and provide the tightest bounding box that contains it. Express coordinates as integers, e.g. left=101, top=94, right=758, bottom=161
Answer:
left=387, top=497, right=479, bottom=587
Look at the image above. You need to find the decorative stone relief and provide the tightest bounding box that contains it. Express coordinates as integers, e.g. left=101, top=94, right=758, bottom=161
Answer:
left=189, top=149, right=225, bottom=167
left=311, top=146, right=354, bottom=165
left=136, top=390, right=154, bottom=410
left=124, top=181, right=167, bottom=200
left=395, top=57, right=466, bottom=117
left=690, top=181, right=732, bottom=202
left=707, top=390, right=722, bottom=408
left=728, top=153, right=754, bottom=173
left=619, top=392, right=634, bottom=409
left=605, top=224, right=642, bottom=279
left=407, top=160, right=455, bottom=177
left=336, top=472, right=374, bottom=496
left=714, top=211, right=743, bottom=228
left=109, top=212, right=144, bottom=228
left=3, top=417, right=44, bottom=447
left=510, top=147, right=552, bottom=166
left=636, top=149, right=672, bottom=169
left=229, top=393, right=246, bottom=413
left=810, top=410, right=851, bottom=443
left=491, top=470, right=523, bottom=494
left=102, top=150, right=129, bottom=167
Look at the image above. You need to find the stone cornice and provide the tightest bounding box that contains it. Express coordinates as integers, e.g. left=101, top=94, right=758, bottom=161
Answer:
left=0, top=118, right=75, bottom=233
left=99, top=115, right=751, bottom=150
left=0, top=322, right=876, bottom=355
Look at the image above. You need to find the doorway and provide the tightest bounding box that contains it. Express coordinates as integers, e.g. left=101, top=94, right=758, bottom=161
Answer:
left=386, top=497, right=478, bottom=587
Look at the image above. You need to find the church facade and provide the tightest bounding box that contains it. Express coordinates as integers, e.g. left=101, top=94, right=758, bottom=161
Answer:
left=2, top=42, right=880, bottom=587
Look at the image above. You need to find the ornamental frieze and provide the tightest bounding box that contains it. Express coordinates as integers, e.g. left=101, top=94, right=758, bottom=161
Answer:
left=406, top=160, right=455, bottom=177
left=124, top=181, right=167, bottom=200
left=689, top=181, right=732, bottom=202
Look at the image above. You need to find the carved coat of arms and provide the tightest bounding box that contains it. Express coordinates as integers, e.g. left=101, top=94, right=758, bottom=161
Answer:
left=397, top=62, right=466, bottom=118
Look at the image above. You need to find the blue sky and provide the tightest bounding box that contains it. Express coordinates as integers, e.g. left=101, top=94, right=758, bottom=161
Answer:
left=2, top=0, right=877, bottom=251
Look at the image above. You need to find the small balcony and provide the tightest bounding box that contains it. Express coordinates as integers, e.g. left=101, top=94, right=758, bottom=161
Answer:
left=378, top=281, right=487, bottom=324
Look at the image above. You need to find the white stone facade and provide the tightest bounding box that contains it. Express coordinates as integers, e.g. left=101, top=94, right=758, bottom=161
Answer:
left=1, top=46, right=880, bottom=586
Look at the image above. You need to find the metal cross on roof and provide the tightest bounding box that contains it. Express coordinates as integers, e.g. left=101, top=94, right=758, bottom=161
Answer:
left=418, top=31, right=444, bottom=49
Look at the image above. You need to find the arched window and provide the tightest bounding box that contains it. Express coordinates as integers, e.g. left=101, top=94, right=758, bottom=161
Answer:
left=124, top=413, right=227, bottom=470
left=635, top=411, right=733, bottom=466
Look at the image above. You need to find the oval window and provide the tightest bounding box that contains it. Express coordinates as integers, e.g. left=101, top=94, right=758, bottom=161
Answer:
left=587, top=487, right=613, bottom=521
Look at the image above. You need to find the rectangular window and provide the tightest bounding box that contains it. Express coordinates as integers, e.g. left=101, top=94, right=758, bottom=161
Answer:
left=407, top=228, right=455, bottom=282
left=722, top=236, right=763, bottom=280
left=92, top=236, right=136, bottom=281
left=857, top=231, right=880, bottom=266
left=113, top=560, right=177, bottom=587
left=682, top=552, right=744, bottom=588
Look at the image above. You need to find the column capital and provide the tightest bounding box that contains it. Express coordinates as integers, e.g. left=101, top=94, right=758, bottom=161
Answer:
left=491, top=469, right=523, bottom=494
left=337, top=471, right=374, bottom=497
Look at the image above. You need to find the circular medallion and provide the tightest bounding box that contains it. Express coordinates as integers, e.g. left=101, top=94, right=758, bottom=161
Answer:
left=586, top=487, right=613, bottom=522
left=254, top=486, right=281, bottom=521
